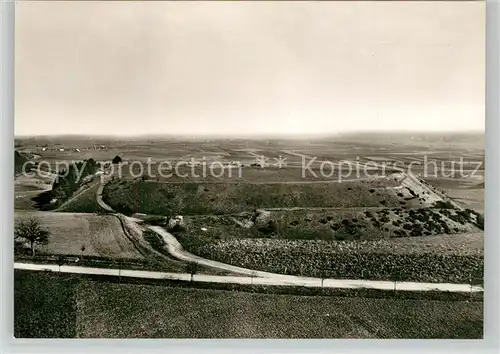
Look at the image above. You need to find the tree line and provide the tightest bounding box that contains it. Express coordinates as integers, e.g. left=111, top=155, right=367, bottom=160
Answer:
left=33, top=158, right=100, bottom=210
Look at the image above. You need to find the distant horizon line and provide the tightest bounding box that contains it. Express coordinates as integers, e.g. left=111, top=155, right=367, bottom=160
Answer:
left=15, top=129, right=485, bottom=140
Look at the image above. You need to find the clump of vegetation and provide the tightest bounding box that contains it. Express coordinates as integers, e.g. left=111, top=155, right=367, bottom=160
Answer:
left=432, top=200, right=455, bottom=209
left=379, top=215, right=390, bottom=223
left=113, top=202, right=135, bottom=216
left=258, top=220, right=278, bottom=236
left=475, top=214, right=484, bottom=230
left=33, top=158, right=100, bottom=210
left=14, top=151, right=32, bottom=176
left=143, top=229, right=164, bottom=250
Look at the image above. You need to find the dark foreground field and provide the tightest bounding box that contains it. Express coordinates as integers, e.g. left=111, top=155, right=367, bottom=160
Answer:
left=15, top=271, right=483, bottom=339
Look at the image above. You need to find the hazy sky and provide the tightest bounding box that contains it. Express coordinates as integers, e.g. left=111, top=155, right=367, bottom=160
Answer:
left=15, top=1, right=485, bottom=136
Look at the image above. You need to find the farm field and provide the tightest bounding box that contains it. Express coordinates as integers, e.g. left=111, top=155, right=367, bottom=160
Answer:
left=14, top=271, right=483, bottom=339
left=14, top=211, right=144, bottom=260
left=174, top=230, right=483, bottom=283
left=15, top=190, right=43, bottom=211
left=424, top=178, right=485, bottom=213
left=15, top=132, right=484, bottom=178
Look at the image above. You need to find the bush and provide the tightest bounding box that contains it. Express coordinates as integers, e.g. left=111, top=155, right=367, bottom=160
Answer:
left=258, top=220, right=278, bottom=236
left=143, top=230, right=164, bottom=250
left=432, top=201, right=455, bottom=209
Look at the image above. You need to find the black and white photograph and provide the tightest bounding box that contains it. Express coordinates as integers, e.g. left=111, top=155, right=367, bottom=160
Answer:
left=13, top=1, right=485, bottom=339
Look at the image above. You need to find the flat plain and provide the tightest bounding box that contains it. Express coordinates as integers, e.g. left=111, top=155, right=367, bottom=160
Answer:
left=13, top=132, right=485, bottom=338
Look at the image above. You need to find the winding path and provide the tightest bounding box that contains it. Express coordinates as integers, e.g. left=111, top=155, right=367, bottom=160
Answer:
left=94, top=173, right=484, bottom=293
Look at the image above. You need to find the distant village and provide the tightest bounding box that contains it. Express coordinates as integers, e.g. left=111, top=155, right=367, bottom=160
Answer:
left=34, top=145, right=109, bottom=152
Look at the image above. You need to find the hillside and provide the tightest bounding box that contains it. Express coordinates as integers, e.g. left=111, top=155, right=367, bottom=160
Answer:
left=102, top=173, right=446, bottom=216
left=14, top=150, right=32, bottom=175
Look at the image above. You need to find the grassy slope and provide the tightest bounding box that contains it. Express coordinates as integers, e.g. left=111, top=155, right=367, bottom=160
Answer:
left=14, top=212, right=144, bottom=259
left=56, top=184, right=102, bottom=213
left=102, top=178, right=405, bottom=215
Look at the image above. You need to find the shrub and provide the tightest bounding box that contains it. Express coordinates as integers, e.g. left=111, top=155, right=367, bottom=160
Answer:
left=112, top=155, right=122, bottom=164
left=432, top=201, right=455, bottom=209
left=258, top=220, right=278, bottom=235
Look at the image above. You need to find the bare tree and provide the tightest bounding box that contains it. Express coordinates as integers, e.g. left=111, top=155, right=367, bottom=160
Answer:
left=14, top=217, right=50, bottom=256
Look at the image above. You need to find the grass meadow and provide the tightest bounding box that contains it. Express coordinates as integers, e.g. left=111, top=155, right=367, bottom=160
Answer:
left=14, top=271, right=483, bottom=339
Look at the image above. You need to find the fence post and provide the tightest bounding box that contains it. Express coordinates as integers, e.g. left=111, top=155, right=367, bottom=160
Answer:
left=469, top=274, right=473, bottom=300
